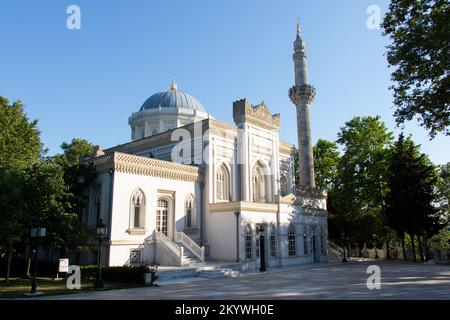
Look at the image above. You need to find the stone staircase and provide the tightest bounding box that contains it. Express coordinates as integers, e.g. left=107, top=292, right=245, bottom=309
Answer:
left=196, top=266, right=241, bottom=279
left=178, top=242, right=207, bottom=267
left=328, top=241, right=344, bottom=261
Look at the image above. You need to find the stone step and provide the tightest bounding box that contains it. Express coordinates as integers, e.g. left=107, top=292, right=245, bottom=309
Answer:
left=196, top=268, right=241, bottom=279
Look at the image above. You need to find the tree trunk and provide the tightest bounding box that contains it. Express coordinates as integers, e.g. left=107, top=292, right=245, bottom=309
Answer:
left=401, top=236, right=407, bottom=261
left=5, top=246, right=12, bottom=285
left=385, top=238, right=392, bottom=260
left=423, top=236, right=430, bottom=261
left=417, top=235, right=425, bottom=262
left=410, top=233, right=417, bottom=262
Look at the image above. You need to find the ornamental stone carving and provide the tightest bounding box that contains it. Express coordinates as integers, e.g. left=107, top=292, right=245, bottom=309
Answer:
left=233, top=99, right=280, bottom=130
left=289, top=84, right=316, bottom=106
left=88, top=152, right=203, bottom=182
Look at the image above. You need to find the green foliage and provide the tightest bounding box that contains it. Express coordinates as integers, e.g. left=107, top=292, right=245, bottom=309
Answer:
left=0, top=96, right=42, bottom=256
left=428, top=229, right=450, bottom=250
left=54, top=138, right=95, bottom=167
left=52, top=139, right=96, bottom=254
left=436, top=162, right=450, bottom=219
left=329, top=116, right=393, bottom=251
left=0, top=96, right=42, bottom=167
left=382, top=0, right=450, bottom=137
left=0, top=166, right=26, bottom=250
left=23, top=160, right=72, bottom=253
left=383, top=133, right=443, bottom=243
left=80, top=265, right=150, bottom=284
left=313, top=139, right=340, bottom=190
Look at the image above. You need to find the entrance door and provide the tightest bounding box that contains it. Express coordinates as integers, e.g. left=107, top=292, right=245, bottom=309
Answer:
left=255, top=224, right=267, bottom=267
left=156, top=198, right=169, bottom=236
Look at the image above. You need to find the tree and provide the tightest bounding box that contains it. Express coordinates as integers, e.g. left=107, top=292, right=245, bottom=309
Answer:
left=0, top=96, right=42, bottom=167
left=53, top=139, right=96, bottom=259
left=436, top=162, right=450, bottom=219
left=313, top=139, right=340, bottom=190
left=383, top=133, right=444, bottom=261
left=0, top=166, right=26, bottom=283
left=332, top=116, right=393, bottom=256
left=23, top=160, right=69, bottom=253
left=0, top=96, right=42, bottom=282
left=382, top=0, right=450, bottom=138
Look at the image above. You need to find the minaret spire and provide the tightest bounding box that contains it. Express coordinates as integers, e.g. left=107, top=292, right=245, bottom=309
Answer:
left=171, top=76, right=177, bottom=91
left=296, top=18, right=301, bottom=37
left=289, top=22, right=316, bottom=189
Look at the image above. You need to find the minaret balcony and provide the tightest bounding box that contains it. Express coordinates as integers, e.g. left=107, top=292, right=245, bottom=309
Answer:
left=289, top=84, right=316, bottom=106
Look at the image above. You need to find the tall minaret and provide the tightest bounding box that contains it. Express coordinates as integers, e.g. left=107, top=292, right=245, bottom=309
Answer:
left=289, top=20, right=316, bottom=188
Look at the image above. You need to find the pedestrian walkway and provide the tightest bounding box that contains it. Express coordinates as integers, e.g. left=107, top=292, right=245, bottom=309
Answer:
left=25, top=261, right=450, bottom=300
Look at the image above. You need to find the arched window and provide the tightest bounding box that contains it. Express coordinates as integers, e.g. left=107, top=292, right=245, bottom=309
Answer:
left=185, top=195, right=195, bottom=229
left=303, top=225, right=310, bottom=255
left=245, top=225, right=252, bottom=260
left=270, top=225, right=277, bottom=258
left=288, top=224, right=296, bottom=256
left=156, top=198, right=169, bottom=236
left=131, top=189, right=145, bottom=229
left=280, top=175, right=288, bottom=197
left=255, top=225, right=263, bottom=259
left=252, top=165, right=266, bottom=203
left=216, top=164, right=230, bottom=201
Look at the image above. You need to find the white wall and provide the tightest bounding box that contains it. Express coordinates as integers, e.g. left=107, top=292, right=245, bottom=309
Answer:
left=88, top=170, right=199, bottom=266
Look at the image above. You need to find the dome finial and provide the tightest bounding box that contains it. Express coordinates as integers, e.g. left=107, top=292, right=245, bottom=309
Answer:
left=171, top=76, right=177, bottom=91
left=296, top=18, right=301, bottom=37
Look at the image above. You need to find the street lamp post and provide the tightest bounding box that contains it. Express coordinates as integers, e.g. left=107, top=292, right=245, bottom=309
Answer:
left=94, top=218, right=108, bottom=289
left=258, top=227, right=266, bottom=272
left=30, top=216, right=42, bottom=294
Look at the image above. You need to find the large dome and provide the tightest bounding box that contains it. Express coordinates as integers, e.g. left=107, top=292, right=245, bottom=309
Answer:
left=140, top=80, right=206, bottom=112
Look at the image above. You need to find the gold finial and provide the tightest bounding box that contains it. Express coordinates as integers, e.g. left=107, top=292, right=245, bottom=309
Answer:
left=296, top=18, right=301, bottom=37
left=171, top=76, right=177, bottom=91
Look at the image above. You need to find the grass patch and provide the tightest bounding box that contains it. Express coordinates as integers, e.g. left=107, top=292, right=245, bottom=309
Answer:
left=0, top=277, right=147, bottom=299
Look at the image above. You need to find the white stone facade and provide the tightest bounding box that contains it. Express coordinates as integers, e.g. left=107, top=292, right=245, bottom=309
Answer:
left=80, top=26, right=328, bottom=269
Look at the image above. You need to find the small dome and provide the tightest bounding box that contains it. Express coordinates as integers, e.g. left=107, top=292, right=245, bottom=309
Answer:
left=140, top=80, right=206, bottom=112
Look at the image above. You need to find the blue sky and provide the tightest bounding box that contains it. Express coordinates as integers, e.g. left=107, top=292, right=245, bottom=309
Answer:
left=1, top=0, right=448, bottom=164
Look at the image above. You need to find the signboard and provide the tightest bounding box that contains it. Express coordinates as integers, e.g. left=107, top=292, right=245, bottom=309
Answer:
left=30, top=228, right=46, bottom=237
left=59, top=258, right=69, bottom=273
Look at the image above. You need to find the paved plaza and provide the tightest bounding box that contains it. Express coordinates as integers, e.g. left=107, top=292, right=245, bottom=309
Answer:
left=31, top=261, right=450, bottom=300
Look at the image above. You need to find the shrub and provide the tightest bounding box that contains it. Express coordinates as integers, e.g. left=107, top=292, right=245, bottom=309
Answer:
left=80, top=265, right=150, bottom=284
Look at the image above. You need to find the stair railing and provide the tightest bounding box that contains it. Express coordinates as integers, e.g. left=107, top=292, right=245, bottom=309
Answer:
left=155, top=232, right=183, bottom=265
left=176, top=232, right=205, bottom=262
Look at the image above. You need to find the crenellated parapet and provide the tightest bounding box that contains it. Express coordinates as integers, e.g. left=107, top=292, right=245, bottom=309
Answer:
left=233, top=98, right=280, bottom=131
left=289, top=84, right=316, bottom=106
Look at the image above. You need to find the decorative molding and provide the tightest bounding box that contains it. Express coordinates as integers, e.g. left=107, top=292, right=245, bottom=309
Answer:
left=279, top=140, right=294, bottom=155
left=233, top=99, right=280, bottom=131
left=110, top=240, right=145, bottom=245
left=289, top=84, right=316, bottom=106
left=209, top=201, right=278, bottom=213
left=90, top=152, right=203, bottom=183
left=126, top=228, right=147, bottom=236
left=276, top=193, right=297, bottom=204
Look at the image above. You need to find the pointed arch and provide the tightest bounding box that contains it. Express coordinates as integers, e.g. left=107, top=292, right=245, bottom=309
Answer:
left=280, top=175, right=288, bottom=197
left=216, top=163, right=230, bottom=201
left=185, top=193, right=196, bottom=229
left=130, top=188, right=146, bottom=230
left=252, top=161, right=268, bottom=203
left=288, top=224, right=296, bottom=256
